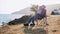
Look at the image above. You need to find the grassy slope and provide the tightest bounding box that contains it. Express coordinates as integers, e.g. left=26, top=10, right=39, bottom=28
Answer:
left=0, top=15, right=60, bottom=34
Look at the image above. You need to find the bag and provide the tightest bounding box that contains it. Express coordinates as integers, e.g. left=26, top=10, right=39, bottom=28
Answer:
left=51, top=11, right=59, bottom=15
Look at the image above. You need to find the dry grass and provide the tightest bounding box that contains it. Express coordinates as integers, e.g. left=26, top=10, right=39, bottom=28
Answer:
left=56, top=18, right=60, bottom=25
left=0, top=15, right=60, bottom=34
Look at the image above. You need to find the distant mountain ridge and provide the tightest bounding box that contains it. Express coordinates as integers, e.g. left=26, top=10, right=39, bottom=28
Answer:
left=12, top=4, right=60, bottom=15
left=12, top=7, right=34, bottom=15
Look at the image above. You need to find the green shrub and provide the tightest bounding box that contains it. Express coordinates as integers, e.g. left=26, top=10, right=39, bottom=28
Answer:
left=7, top=15, right=30, bottom=25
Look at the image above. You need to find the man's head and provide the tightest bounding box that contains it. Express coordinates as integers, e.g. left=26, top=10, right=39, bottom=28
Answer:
left=41, top=5, right=46, bottom=8
left=39, top=5, right=46, bottom=9
left=39, top=6, right=42, bottom=9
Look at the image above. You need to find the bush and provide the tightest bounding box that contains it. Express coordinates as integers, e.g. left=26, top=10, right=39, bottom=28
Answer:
left=7, top=15, right=31, bottom=25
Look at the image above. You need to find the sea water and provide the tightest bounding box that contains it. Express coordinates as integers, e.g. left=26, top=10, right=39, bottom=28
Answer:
left=0, top=14, right=25, bottom=25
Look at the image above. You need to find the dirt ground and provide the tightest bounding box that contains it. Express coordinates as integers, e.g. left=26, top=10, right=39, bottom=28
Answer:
left=0, top=15, right=60, bottom=34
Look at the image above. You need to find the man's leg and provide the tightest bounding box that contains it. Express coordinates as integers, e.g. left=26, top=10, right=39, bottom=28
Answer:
left=24, top=16, right=32, bottom=26
left=30, top=16, right=35, bottom=26
left=24, top=16, right=35, bottom=26
left=27, top=16, right=35, bottom=26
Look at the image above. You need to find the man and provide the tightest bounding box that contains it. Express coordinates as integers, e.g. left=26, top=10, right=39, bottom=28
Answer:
left=24, top=5, right=48, bottom=26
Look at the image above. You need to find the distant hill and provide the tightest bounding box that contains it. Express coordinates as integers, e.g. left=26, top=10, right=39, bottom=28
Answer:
left=12, top=7, right=34, bottom=15
left=12, top=4, right=60, bottom=15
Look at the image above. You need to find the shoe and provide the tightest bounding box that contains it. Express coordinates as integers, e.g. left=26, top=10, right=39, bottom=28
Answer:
left=30, top=24, right=35, bottom=27
left=46, top=24, right=48, bottom=25
left=24, top=24, right=29, bottom=26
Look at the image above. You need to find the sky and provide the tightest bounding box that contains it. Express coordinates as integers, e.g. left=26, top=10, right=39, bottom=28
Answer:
left=0, top=0, right=60, bottom=14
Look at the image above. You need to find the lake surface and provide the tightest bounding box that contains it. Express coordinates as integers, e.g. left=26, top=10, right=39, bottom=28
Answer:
left=0, top=14, right=25, bottom=25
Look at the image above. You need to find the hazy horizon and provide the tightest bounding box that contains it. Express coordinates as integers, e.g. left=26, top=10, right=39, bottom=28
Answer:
left=0, top=0, right=60, bottom=14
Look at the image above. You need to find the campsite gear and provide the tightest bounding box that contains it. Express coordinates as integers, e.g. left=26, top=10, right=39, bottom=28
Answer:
left=24, top=15, right=47, bottom=26
left=24, top=5, right=47, bottom=26
left=51, top=9, right=59, bottom=15
left=51, top=11, right=59, bottom=15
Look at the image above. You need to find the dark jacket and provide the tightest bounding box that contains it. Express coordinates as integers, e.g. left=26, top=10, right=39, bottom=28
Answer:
left=36, top=9, right=46, bottom=17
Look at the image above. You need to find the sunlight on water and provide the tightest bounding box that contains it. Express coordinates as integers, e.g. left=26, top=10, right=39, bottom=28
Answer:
left=0, top=14, right=25, bottom=25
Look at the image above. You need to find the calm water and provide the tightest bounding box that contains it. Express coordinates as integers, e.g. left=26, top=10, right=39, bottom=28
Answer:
left=0, top=14, right=25, bottom=25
